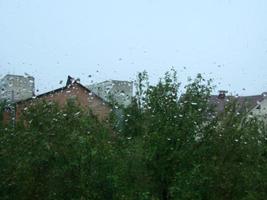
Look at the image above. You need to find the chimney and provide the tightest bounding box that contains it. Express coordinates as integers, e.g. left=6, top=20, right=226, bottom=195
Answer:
left=66, top=76, right=75, bottom=86
left=218, top=90, right=227, bottom=99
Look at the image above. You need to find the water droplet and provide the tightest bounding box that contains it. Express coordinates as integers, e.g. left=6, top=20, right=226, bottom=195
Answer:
left=74, top=112, right=80, bottom=116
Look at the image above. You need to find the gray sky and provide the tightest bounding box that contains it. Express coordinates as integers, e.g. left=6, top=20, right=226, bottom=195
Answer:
left=1, top=0, right=267, bottom=95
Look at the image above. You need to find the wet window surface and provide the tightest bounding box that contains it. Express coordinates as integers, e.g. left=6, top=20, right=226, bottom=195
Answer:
left=1, top=1, right=267, bottom=200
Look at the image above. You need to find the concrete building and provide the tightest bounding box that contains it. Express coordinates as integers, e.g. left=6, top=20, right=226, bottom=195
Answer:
left=249, top=92, right=267, bottom=121
left=0, top=74, right=34, bottom=102
left=87, top=80, right=133, bottom=107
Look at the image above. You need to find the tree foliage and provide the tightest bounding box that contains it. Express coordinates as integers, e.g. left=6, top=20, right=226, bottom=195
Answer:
left=0, top=71, right=266, bottom=200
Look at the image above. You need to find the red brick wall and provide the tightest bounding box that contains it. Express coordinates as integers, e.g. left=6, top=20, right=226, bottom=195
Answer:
left=16, top=83, right=111, bottom=121
left=3, top=111, right=12, bottom=125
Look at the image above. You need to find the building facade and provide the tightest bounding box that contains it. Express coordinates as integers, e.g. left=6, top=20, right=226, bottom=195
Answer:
left=210, top=91, right=267, bottom=122
left=0, top=74, right=34, bottom=102
left=15, top=76, right=111, bottom=122
left=88, top=80, right=133, bottom=107
left=250, top=94, right=267, bottom=121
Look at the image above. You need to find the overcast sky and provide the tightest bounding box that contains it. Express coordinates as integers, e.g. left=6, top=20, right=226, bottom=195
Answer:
left=1, top=0, right=267, bottom=95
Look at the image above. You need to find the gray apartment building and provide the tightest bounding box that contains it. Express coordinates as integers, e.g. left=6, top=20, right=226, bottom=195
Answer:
left=0, top=74, right=35, bottom=102
left=88, top=80, right=133, bottom=107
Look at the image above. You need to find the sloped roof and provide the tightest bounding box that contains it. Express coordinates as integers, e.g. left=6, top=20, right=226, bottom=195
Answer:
left=16, top=76, right=108, bottom=105
left=209, top=94, right=265, bottom=113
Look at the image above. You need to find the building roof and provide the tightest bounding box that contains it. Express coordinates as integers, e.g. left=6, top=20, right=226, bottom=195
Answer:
left=1, top=74, right=34, bottom=80
left=16, top=76, right=108, bottom=105
left=209, top=93, right=265, bottom=113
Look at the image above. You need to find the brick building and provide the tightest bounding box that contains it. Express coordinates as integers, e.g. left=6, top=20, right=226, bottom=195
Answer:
left=4, top=76, right=112, bottom=124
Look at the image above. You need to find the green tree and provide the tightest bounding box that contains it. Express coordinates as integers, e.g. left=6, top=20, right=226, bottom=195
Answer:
left=1, top=70, right=267, bottom=200
left=0, top=100, right=116, bottom=200
left=119, top=70, right=267, bottom=200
